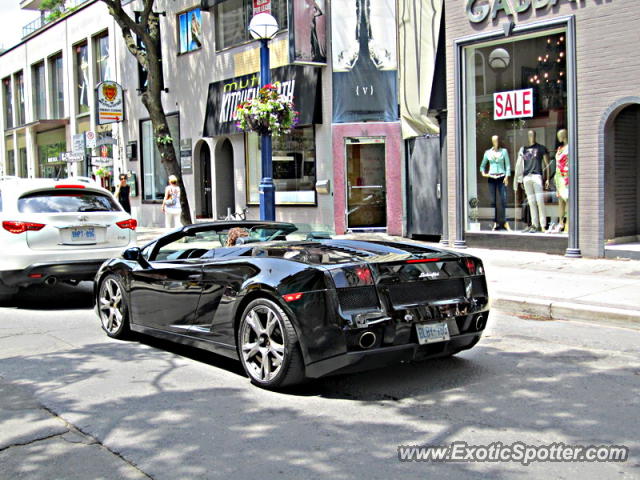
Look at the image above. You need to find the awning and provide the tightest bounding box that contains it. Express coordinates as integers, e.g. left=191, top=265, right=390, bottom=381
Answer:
left=200, top=0, right=226, bottom=9
left=202, top=65, right=321, bottom=137
left=398, top=0, right=443, bottom=139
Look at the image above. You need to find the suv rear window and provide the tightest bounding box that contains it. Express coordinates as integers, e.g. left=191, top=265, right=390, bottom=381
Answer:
left=18, top=190, right=122, bottom=213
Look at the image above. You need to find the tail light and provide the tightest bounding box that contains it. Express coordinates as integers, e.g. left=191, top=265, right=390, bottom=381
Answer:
left=464, top=258, right=483, bottom=275
left=3, top=221, right=46, bottom=234
left=354, top=265, right=374, bottom=285
left=55, top=184, right=85, bottom=189
left=116, top=219, right=138, bottom=230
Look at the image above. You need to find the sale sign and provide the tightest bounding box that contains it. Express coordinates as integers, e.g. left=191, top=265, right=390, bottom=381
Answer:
left=493, top=88, right=534, bottom=120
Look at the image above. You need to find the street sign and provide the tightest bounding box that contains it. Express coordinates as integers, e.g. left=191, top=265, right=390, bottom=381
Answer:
left=72, top=133, right=85, bottom=154
left=61, top=152, right=85, bottom=163
left=96, top=81, right=125, bottom=125
left=85, top=131, right=97, bottom=148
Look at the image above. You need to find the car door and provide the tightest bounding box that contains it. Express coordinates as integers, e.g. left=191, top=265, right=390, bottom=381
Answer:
left=128, top=233, right=210, bottom=334
left=188, top=248, right=259, bottom=346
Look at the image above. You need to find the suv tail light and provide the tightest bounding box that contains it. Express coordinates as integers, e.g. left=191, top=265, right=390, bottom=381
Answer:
left=116, top=219, right=138, bottom=230
left=2, top=221, right=46, bottom=234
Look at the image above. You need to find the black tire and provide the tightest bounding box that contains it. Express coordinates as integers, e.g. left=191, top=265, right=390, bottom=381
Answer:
left=237, top=297, right=305, bottom=389
left=97, top=274, right=130, bottom=339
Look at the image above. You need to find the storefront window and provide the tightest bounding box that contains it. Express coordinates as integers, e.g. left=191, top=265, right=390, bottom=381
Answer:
left=141, top=114, right=180, bottom=201
left=2, top=77, right=12, bottom=129
left=214, top=0, right=287, bottom=50
left=32, top=62, right=46, bottom=120
left=38, top=141, right=67, bottom=178
left=178, top=9, right=203, bottom=54
left=49, top=54, right=65, bottom=119
left=75, top=43, right=90, bottom=114
left=246, top=127, right=316, bottom=205
left=94, top=33, right=111, bottom=83
left=464, top=30, right=569, bottom=235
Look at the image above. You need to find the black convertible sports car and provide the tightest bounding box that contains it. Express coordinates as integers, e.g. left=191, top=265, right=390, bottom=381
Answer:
left=95, top=221, right=489, bottom=389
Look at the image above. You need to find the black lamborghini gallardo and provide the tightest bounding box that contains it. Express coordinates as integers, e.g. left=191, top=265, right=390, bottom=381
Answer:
left=95, top=221, right=489, bottom=389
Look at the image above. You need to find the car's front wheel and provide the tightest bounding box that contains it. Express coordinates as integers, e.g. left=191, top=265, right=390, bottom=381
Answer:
left=98, top=274, right=130, bottom=339
left=238, top=298, right=305, bottom=389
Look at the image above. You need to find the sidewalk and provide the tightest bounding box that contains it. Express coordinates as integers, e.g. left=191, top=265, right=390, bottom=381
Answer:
left=135, top=227, right=640, bottom=326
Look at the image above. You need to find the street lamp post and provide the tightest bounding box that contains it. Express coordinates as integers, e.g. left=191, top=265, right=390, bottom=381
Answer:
left=248, top=13, right=279, bottom=221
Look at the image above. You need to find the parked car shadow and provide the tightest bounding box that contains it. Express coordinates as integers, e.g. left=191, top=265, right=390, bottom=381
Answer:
left=0, top=281, right=94, bottom=310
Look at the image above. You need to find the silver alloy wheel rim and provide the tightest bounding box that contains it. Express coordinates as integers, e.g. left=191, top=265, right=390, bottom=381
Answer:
left=240, top=304, right=286, bottom=383
left=99, top=278, right=124, bottom=334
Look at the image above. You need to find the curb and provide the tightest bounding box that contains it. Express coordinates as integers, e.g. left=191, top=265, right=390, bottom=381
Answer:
left=493, top=295, right=640, bottom=325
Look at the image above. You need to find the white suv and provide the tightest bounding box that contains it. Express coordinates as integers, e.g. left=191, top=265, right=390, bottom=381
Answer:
left=0, top=177, right=137, bottom=301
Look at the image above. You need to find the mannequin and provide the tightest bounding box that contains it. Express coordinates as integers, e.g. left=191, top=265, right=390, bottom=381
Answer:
left=480, top=135, right=511, bottom=231
left=514, top=130, right=549, bottom=233
left=550, top=128, right=569, bottom=233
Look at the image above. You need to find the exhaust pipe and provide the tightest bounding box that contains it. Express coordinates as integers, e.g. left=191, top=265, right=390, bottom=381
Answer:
left=44, top=276, right=57, bottom=287
left=358, top=331, right=377, bottom=349
left=475, top=315, right=485, bottom=331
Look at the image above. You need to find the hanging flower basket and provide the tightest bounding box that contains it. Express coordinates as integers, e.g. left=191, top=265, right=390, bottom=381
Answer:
left=236, top=84, right=298, bottom=137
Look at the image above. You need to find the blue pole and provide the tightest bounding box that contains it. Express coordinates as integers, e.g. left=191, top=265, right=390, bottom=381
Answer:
left=259, top=38, right=275, bottom=221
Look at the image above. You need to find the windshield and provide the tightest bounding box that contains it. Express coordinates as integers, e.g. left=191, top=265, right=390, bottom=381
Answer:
left=18, top=190, right=121, bottom=213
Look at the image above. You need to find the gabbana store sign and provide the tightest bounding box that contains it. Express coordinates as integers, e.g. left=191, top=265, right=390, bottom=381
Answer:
left=203, top=65, right=321, bottom=137
left=467, top=0, right=592, bottom=23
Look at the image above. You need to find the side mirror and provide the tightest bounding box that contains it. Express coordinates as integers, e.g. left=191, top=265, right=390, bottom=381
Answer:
left=123, top=247, right=143, bottom=262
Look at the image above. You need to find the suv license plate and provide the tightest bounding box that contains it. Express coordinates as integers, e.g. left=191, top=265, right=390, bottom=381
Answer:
left=416, top=322, right=450, bottom=345
left=68, top=227, right=96, bottom=244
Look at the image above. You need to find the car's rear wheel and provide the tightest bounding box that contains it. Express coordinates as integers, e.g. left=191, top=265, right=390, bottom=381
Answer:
left=98, top=275, right=130, bottom=339
left=0, top=282, right=15, bottom=305
left=238, top=298, right=305, bottom=389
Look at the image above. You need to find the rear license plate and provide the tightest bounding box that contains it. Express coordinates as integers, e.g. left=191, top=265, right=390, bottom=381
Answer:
left=416, top=322, right=450, bottom=345
left=65, top=227, right=97, bottom=244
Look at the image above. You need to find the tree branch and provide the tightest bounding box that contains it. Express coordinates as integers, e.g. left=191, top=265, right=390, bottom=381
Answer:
left=100, top=0, right=144, bottom=38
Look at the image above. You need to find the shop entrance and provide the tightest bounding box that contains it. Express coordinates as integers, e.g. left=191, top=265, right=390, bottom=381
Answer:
left=606, top=104, right=640, bottom=245
left=215, top=139, right=235, bottom=219
left=198, top=142, right=212, bottom=219
left=345, top=138, right=387, bottom=230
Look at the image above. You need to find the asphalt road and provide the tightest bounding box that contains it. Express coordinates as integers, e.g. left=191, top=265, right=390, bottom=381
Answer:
left=0, top=283, right=638, bottom=479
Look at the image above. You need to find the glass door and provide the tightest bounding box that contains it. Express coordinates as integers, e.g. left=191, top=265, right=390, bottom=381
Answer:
left=346, top=137, right=386, bottom=230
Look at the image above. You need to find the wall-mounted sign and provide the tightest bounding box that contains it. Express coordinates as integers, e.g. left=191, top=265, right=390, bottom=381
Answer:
left=72, top=134, right=85, bottom=154
left=61, top=152, right=85, bottom=163
left=96, top=81, right=125, bottom=125
left=467, top=0, right=585, bottom=24
left=126, top=141, right=138, bottom=160
left=180, top=138, right=193, bottom=175
left=494, top=88, right=533, bottom=120
left=203, top=65, right=321, bottom=137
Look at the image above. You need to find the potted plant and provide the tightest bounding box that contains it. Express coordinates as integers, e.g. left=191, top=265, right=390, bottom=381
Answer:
left=468, top=197, right=481, bottom=231
left=236, top=84, right=298, bottom=137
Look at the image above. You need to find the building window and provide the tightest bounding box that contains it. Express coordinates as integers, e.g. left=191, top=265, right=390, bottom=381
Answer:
left=214, top=0, right=288, bottom=50
left=49, top=54, right=65, bottom=119
left=75, top=42, right=90, bottom=114
left=246, top=127, right=316, bottom=205
left=14, top=72, right=25, bottom=126
left=2, top=77, right=12, bottom=129
left=18, top=147, right=27, bottom=178
left=32, top=62, right=47, bottom=120
left=5, top=148, right=15, bottom=176
left=178, top=9, right=202, bottom=54
left=135, top=13, right=163, bottom=92
left=140, top=114, right=180, bottom=201
left=464, top=30, right=568, bottom=236
left=94, top=33, right=111, bottom=83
